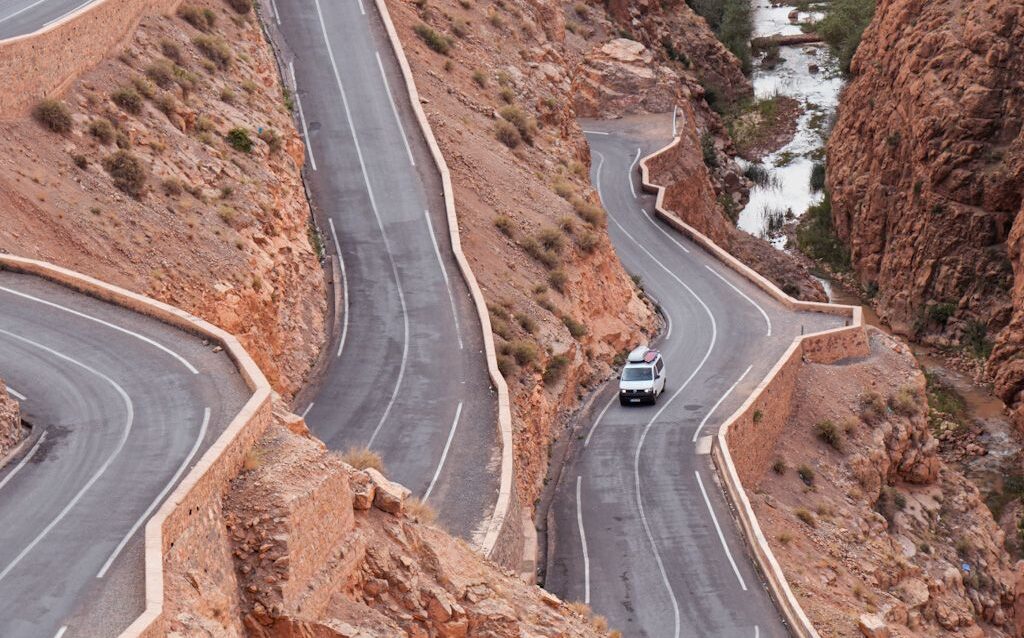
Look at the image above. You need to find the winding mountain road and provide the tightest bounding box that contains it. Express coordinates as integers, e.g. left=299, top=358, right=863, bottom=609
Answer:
left=545, top=115, right=843, bottom=637
left=271, top=0, right=497, bottom=541
left=0, top=269, right=248, bottom=637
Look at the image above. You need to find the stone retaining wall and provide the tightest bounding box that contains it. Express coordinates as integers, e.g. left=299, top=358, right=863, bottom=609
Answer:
left=0, top=254, right=273, bottom=638
left=0, top=0, right=181, bottom=117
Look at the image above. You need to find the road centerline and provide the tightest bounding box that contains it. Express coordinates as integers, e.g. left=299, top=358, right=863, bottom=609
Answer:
left=705, top=266, right=772, bottom=337
left=695, top=469, right=748, bottom=592
left=691, top=365, right=752, bottom=443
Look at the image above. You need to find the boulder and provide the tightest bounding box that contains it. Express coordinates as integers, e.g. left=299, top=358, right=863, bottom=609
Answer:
left=363, top=468, right=410, bottom=515
left=858, top=613, right=890, bottom=638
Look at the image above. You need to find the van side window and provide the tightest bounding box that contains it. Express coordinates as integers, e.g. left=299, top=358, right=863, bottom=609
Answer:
left=655, top=359, right=664, bottom=374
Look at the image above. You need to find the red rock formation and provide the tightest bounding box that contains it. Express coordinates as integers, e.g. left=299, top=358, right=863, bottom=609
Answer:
left=828, top=0, right=1023, bottom=356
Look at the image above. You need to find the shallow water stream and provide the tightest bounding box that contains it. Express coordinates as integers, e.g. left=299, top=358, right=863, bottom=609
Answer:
left=736, top=1, right=843, bottom=243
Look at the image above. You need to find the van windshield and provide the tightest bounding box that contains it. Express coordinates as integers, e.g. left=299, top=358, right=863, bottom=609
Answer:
left=622, top=366, right=653, bottom=381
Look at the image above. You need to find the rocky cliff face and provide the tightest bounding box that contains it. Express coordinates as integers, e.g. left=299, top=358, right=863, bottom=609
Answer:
left=0, top=382, right=22, bottom=458
left=166, top=418, right=617, bottom=637
left=828, top=0, right=1023, bottom=405
left=385, top=0, right=656, bottom=510
left=0, top=0, right=326, bottom=397
left=754, top=329, right=1024, bottom=637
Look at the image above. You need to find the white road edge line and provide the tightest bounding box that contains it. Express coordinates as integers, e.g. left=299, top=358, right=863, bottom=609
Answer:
left=6, top=386, right=26, bottom=401
left=356, top=0, right=365, bottom=14
left=423, top=209, right=463, bottom=349
left=0, top=328, right=134, bottom=585
left=422, top=402, right=463, bottom=502
left=300, top=402, right=315, bottom=418
left=42, top=0, right=95, bottom=27
left=691, top=365, right=751, bottom=443
left=695, top=469, right=749, bottom=591
left=328, top=219, right=350, bottom=359
left=269, top=0, right=281, bottom=24
left=376, top=51, right=416, bottom=167
left=0, top=431, right=46, bottom=494
left=640, top=208, right=690, bottom=254
left=583, top=394, right=616, bottom=448
left=628, top=148, right=641, bottom=198
left=672, top=105, right=678, bottom=137
left=290, top=62, right=317, bottom=172
left=597, top=150, right=719, bottom=638
left=705, top=265, right=772, bottom=336
left=0, top=286, right=198, bottom=374
left=53, top=626, right=68, bottom=638
left=97, top=408, right=210, bottom=578
left=576, top=475, right=591, bottom=605
left=582, top=130, right=609, bottom=135
left=755, top=626, right=760, bottom=638
left=313, top=0, right=409, bottom=446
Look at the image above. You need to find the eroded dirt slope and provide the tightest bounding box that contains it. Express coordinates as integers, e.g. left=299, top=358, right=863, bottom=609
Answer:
left=0, top=0, right=326, bottom=396
left=754, top=329, right=1024, bottom=637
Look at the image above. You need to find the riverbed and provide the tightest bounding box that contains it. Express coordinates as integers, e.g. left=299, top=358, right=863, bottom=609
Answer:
left=736, top=1, right=844, bottom=244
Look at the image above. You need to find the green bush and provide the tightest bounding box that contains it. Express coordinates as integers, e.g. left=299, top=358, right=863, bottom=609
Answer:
left=817, top=0, right=877, bottom=75
left=543, top=355, right=570, bottom=385
left=111, top=87, right=143, bottom=114
left=796, top=192, right=850, bottom=271
left=32, top=99, right=73, bottom=133
left=700, top=132, right=718, bottom=168
left=413, top=23, right=453, bottom=54
left=809, top=162, right=826, bottom=193
left=103, top=150, right=147, bottom=197
left=193, top=35, right=232, bottom=69
left=226, top=128, right=253, bottom=153
left=686, top=0, right=751, bottom=74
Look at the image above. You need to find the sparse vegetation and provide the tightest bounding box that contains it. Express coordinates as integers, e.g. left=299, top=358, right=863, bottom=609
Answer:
left=572, top=197, right=605, bottom=226
left=342, top=446, right=384, bottom=472
left=111, top=87, right=144, bottom=114
left=498, top=105, right=537, bottom=145
left=809, top=161, right=826, bottom=193
left=494, top=214, right=515, bottom=237
left=562, top=315, right=587, bottom=339
left=259, top=129, right=283, bottom=154
left=146, top=60, right=176, bottom=89
left=548, top=269, right=568, bottom=293
left=226, top=0, right=252, bottom=14
left=700, top=132, right=718, bottom=168
left=404, top=497, right=438, bottom=524
left=178, top=4, right=216, bottom=31
left=543, top=355, right=570, bottom=385
left=859, top=391, right=887, bottom=424
left=494, top=120, right=521, bottom=148
left=193, top=35, right=233, bottom=69
left=160, top=39, right=183, bottom=64
left=687, top=0, right=752, bottom=74
left=794, top=508, right=816, bottom=527
left=797, top=464, right=815, bottom=486
left=889, top=386, right=920, bottom=417
left=509, top=339, right=538, bottom=366
left=472, top=70, right=487, bottom=88
left=796, top=192, right=850, bottom=272
left=88, top=118, right=115, bottom=144
left=576, top=231, right=598, bottom=254
left=102, top=150, right=147, bottom=197
left=815, top=420, right=843, bottom=451
left=413, top=23, right=453, bottom=55
left=772, top=458, right=786, bottom=475
left=32, top=99, right=73, bottom=133
left=226, top=127, right=253, bottom=153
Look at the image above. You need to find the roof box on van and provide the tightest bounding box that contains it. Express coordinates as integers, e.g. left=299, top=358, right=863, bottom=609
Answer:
left=627, top=345, right=657, bottom=363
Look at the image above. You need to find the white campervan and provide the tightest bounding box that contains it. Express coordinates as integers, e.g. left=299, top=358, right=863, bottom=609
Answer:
left=618, top=345, right=666, bottom=405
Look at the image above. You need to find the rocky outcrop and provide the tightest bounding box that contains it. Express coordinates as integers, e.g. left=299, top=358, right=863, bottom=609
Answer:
left=0, top=0, right=326, bottom=398
left=828, top=0, right=1023, bottom=396
left=753, top=329, right=1024, bottom=637
left=571, top=39, right=683, bottom=118
left=167, top=420, right=617, bottom=637
left=0, top=382, right=22, bottom=458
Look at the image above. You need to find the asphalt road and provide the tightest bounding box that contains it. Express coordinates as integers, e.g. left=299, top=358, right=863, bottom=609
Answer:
left=545, top=115, right=844, bottom=637
left=272, top=0, right=497, bottom=540
left=0, top=270, right=248, bottom=638
left=0, top=0, right=94, bottom=39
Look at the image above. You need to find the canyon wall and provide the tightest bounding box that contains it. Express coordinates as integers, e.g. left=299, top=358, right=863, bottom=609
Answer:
left=828, top=0, right=1024, bottom=414
left=0, top=0, right=326, bottom=397
left=0, top=382, right=22, bottom=458
left=753, top=329, right=1024, bottom=637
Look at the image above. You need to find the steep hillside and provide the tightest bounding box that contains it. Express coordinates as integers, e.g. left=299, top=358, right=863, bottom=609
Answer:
left=383, top=0, right=656, bottom=509
left=754, top=329, right=1024, bottom=637
left=827, top=0, right=1024, bottom=415
left=0, top=0, right=326, bottom=396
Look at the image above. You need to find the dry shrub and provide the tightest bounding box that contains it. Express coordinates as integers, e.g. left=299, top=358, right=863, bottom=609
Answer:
left=88, top=118, right=115, bottom=144
left=889, top=386, right=920, bottom=417
left=342, top=446, right=384, bottom=472
left=225, top=0, right=252, bottom=14
left=859, top=390, right=886, bottom=424
left=32, top=99, right=73, bottom=133
left=495, top=120, right=521, bottom=148
left=573, top=196, right=605, bottom=226
left=194, top=35, right=233, bottom=69
left=111, top=87, right=143, bottom=114
left=146, top=60, right=176, bottom=88
left=405, top=497, right=437, bottom=525
left=103, top=150, right=147, bottom=197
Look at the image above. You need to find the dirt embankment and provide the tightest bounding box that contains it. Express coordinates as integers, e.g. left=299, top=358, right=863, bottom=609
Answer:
left=827, top=0, right=1024, bottom=420
left=165, top=415, right=618, bottom=637
left=0, top=382, right=23, bottom=459
left=0, top=0, right=326, bottom=397
left=753, top=329, right=1024, bottom=637
left=383, top=0, right=656, bottom=510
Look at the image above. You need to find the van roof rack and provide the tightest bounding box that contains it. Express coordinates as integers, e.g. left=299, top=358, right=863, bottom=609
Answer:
left=626, top=345, right=658, bottom=364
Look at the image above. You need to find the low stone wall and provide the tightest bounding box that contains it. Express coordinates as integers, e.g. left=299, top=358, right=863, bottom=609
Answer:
left=637, top=138, right=870, bottom=637
left=0, top=0, right=181, bottom=117
left=0, top=254, right=273, bottom=638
